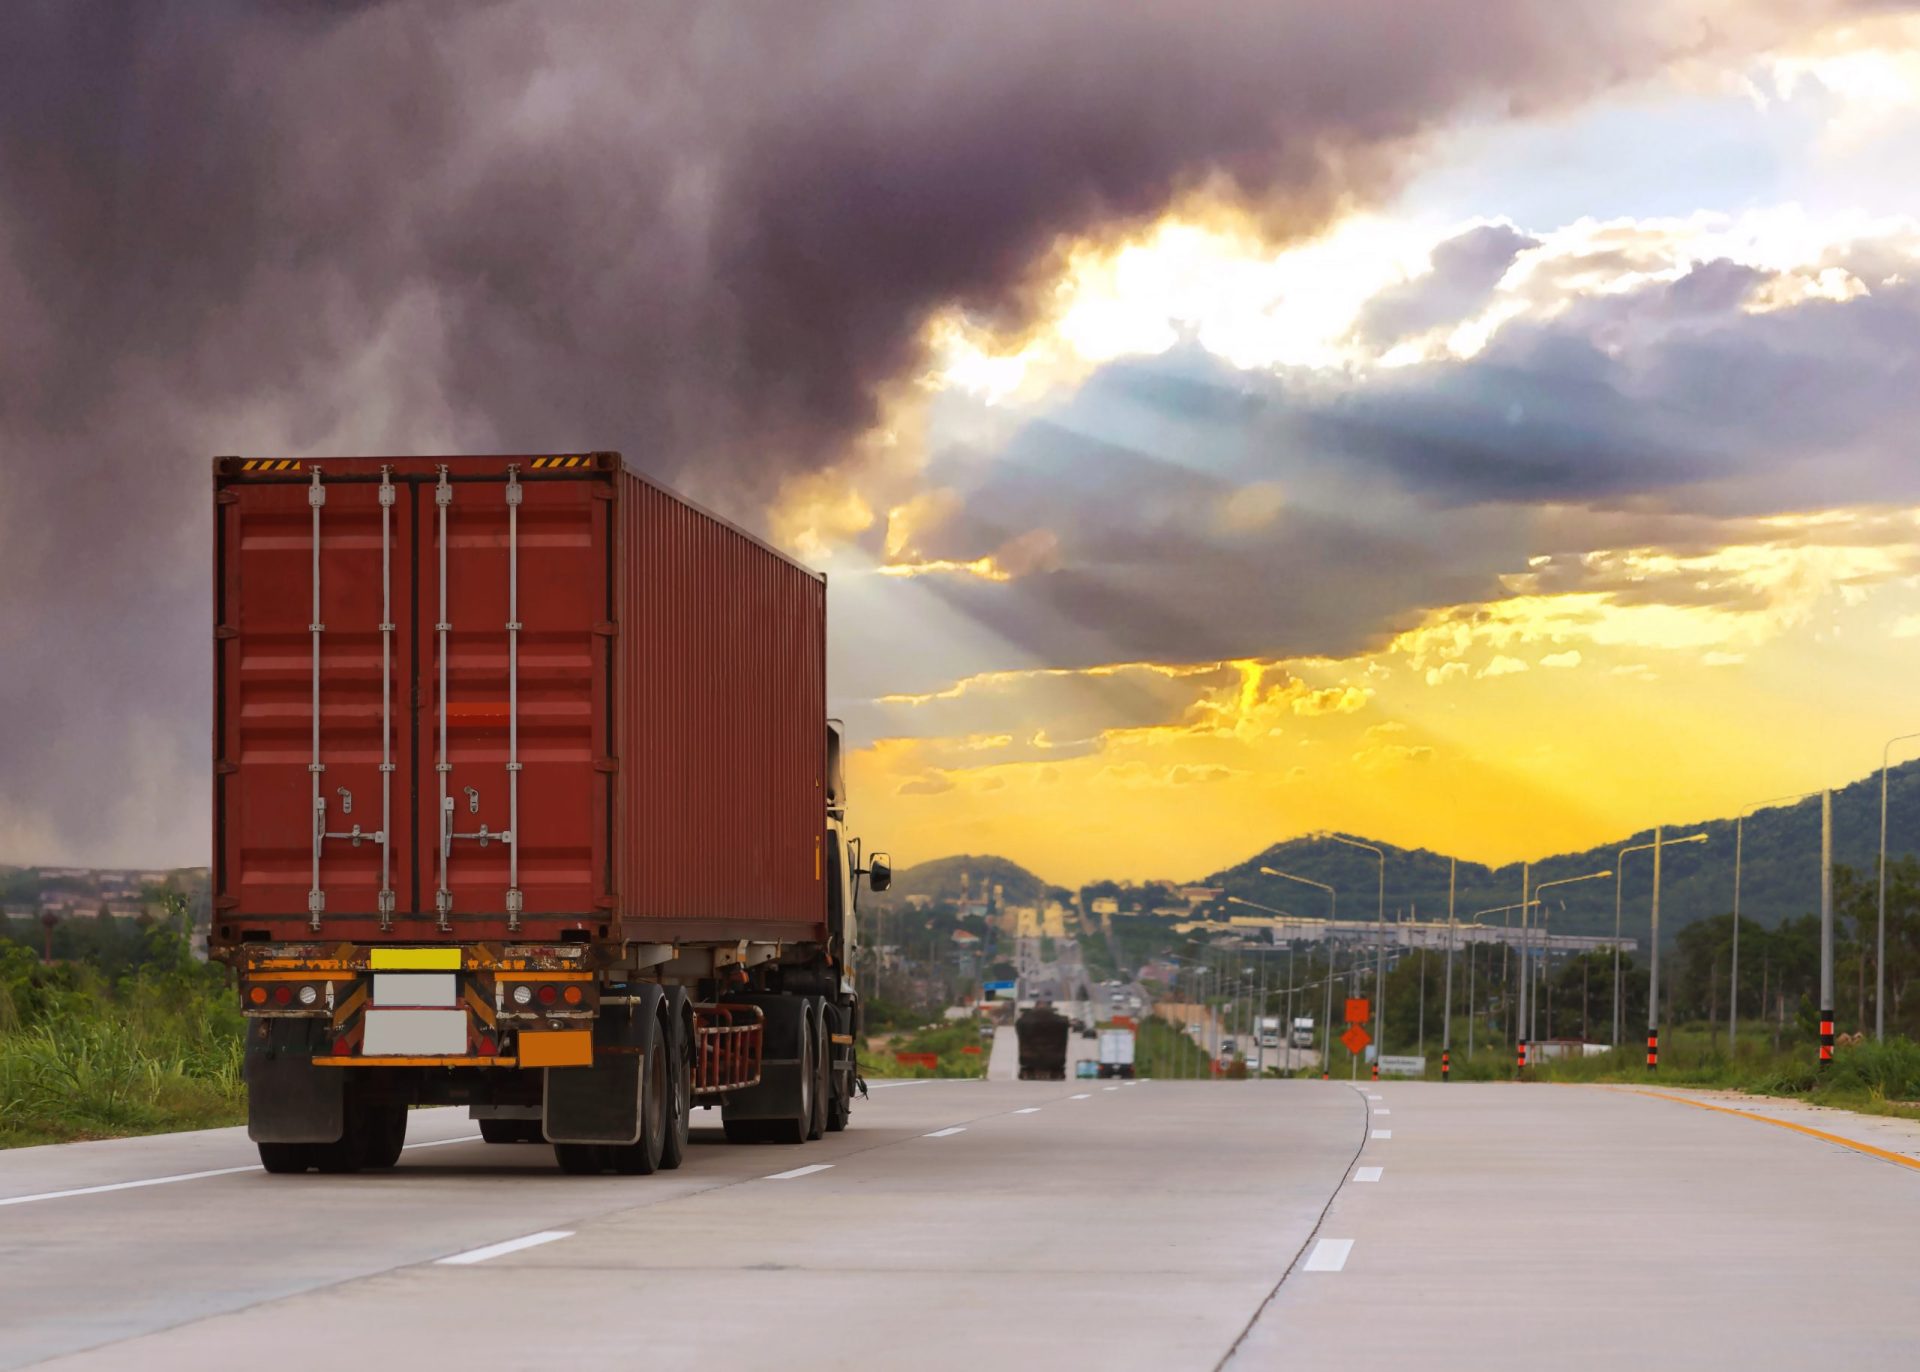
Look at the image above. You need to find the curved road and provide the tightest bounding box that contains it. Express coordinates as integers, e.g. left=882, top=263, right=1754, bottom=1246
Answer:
left=5, top=1082, right=1920, bottom=1368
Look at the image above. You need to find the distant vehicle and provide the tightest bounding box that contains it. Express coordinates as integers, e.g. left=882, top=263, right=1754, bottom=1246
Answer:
left=1098, top=1027, right=1136, bottom=1079
left=1080, top=1027, right=1096, bottom=1040
left=1015, top=1004, right=1071, bottom=1080
left=1075, top=1059, right=1099, bottom=1079
left=1257, top=1016, right=1281, bottom=1049
left=1219, top=1035, right=1238, bottom=1058
left=1291, top=1018, right=1315, bottom=1049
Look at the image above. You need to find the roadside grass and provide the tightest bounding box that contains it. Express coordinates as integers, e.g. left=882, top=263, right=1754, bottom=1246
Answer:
left=1, top=914, right=248, bottom=1148
left=860, top=1019, right=992, bottom=1080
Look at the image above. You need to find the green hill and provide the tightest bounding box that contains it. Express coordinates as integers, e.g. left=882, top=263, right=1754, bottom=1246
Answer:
left=1206, top=758, right=1920, bottom=941
left=881, top=853, right=1049, bottom=909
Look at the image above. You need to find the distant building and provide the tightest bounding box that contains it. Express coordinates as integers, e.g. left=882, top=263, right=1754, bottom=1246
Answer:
left=950, top=929, right=980, bottom=946
left=1178, top=886, right=1223, bottom=906
left=1090, top=896, right=1119, bottom=916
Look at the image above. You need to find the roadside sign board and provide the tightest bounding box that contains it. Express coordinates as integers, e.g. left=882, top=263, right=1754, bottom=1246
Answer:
left=1344, top=998, right=1371, bottom=1025
left=1379, top=1055, right=1426, bottom=1076
left=1340, top=1025, right=1372, bottom=1055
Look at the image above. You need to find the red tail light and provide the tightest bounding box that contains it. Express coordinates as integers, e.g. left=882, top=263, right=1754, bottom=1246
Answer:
left=537, top=985, right=558, bottom=1006
left=272, top=985, right=293, bottom=1006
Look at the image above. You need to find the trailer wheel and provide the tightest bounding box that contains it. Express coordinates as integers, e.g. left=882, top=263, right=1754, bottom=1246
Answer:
left=358, top=1102, right=408, bottom=1169
left=257, top=1142, right=314, bottom=1174
left=554, top=1143, right=605, bottom=1175
left=660, top=1011, right=693, bottom=1170
left=606, top=1037, right=668, bottom=1176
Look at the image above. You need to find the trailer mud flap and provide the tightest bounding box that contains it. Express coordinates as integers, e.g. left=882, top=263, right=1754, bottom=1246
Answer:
left=717, top=994, right=805, bottom=1121
left=544, top=987, right=662, bottom=1145
left=245, top=1021, right=343, bottom=1144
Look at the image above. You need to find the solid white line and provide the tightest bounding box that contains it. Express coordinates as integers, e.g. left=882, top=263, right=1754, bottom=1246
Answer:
left=0, top=1165, right=261, bottom=1208
left=1354, top=1166, right=1383, bottom=1182
left=1304, top=1238, right=1353, bottom=1272
left=924, top=1127, right=967, bottom=1138
left=763, top=1163, right=834, bottom=1181
left=1070, top=1093, right=1092, bottom=1100
left=0, top=1130, right=491, bottom=1210
left=1371, top=1129, right=1392, bottom=1139
left=435, top=1230, right=573, bottom=1265
left=1013, top=1107, right=1041, bottom=1115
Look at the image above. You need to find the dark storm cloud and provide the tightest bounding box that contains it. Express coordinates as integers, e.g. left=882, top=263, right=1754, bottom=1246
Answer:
left=870, top=251, right=1920, bottom=688
left=0, top=0, right=1872, bottom=861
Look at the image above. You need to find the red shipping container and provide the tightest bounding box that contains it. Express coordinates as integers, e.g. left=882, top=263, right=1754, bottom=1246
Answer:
left=211, top=453, right=826, bottom=950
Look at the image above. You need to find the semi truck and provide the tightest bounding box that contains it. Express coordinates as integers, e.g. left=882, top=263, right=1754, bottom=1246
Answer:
left=1014, top=1003, right=1070, bottom=1080
left=1291, top=1017, right=1316, bottom=1049
left=211, top=453, right=890, bottom=1175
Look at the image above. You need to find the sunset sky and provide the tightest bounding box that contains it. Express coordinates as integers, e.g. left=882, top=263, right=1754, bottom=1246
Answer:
left=815, top=9, right=1920, bottom=883
left=6, top=3, right=1920, bottom=884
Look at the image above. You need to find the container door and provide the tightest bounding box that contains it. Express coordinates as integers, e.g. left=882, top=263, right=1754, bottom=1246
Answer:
left=221, top=468, right=414, bottom=921
left=415, top=466, right=605, bottom=922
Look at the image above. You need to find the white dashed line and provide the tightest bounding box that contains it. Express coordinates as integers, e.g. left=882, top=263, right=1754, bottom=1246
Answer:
left=1366, top=1094, right=1383, bottom=1101
left=763, top=1163, right=834, bottom=1181
left=1013, top=1107, right=1042, bottom=1115
left=924, top=1127, right=967, bottom=1138
left=1102, top=1086, right=1120, bottom=1092
left=1371, top=1129, right=1392, bottom=1139
left=1070, top=1093, right=1092, bottom=1100
left=436, top=1230, right=573, bottom=1265
left=1304, top=1239, right=1353, bottom=1272
left=1373, top=1108, right=1391, bottom=1115
left=1354, top=1166, right=1383, bottom=1182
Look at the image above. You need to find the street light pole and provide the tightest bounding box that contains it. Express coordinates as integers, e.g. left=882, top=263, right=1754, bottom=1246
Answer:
left=1311, top=836, right=1385, bottom=1078
left=1821, top=789, right=1835, bottom=1070
left=1261, top=866, right=1339, bottom=1078
left=1524, top=868, right=1614, bottom=1062
left=1442, top=859, right=1456, bottom=1080
left=1878, top=733, right=1920, bottom=1041
left=1517, top=862, right=1532, bottom=1072
left=1648, top=826, right=1663, bottom=1071
left=1612, top=832, right=1708, bottom=1058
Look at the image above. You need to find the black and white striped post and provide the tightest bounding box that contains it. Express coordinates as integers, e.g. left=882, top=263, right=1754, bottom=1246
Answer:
left=1820, top=789, right=1834, bottom=1070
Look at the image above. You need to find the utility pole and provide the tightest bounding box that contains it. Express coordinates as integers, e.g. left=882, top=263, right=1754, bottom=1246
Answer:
left=1517, top=861, right=1532, bottom=1073
left=1731, top=816, right=1742, bottom=1053
left=1442, top=859, right=1456, bottom=1080
left=1648, top=827, right=1663, bottom=1071
left=1821, top=790, right=1835, bottom=1069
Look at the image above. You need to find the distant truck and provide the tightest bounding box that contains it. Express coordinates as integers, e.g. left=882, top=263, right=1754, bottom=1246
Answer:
left=1015, top=1004, right=1071, bottom=1080
left=1291, top=1018, right=1315, bottom=1049
left=211, top=453, right=890, bottom=1175
left=1097, top=1027, right=1136, bottom=1079
left=1257, top=1016, right=1281, bottom=1049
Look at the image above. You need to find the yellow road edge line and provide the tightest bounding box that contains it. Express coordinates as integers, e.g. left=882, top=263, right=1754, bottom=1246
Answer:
left=1623, top=1087, right=1920, bottom=1173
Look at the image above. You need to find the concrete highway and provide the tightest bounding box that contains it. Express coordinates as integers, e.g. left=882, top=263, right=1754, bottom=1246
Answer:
left=6, top=1082, right=1920, bottom=1369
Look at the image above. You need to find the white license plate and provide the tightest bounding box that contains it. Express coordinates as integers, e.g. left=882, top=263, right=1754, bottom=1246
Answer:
left=372, top=973, right=457, bottom=1007
left=363, top=1008, right=468, bottom=1056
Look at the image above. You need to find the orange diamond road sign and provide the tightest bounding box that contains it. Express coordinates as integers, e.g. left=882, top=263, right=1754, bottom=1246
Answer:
left=1345, top=998, right=1371, bottom=1025
left=1341, top=1025, right=1372, bottom=1055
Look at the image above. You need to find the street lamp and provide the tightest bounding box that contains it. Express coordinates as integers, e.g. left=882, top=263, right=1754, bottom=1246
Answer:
left=1311, top=834, right=1387, bottom=1078
left=1442, top=859, right=1456, bottom=1080
left=1878, top=733, right=1920, bottom=1041
left=1229, top=896, right=1299, bottom=1075
left=1473, top=900, right=1538, bottom=1058
left=1613, top=833, right=1708, bottom=1051
left=1262, top=866, right=1339, bottom=1076
left=1522, top=869, right=1611, bottom=1061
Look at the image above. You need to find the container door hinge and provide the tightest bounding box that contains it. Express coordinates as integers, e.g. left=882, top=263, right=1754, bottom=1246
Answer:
left=594, top=756, right=618, bottom=773
left=592, top=621, right=617, bottom=638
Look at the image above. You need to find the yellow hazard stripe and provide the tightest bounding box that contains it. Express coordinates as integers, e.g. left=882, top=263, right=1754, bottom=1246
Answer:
left=238, top=459, right=301, bottom=472
left=370, top=947, right=462, bottom=970
left=529, top=456, right=589, bottom=470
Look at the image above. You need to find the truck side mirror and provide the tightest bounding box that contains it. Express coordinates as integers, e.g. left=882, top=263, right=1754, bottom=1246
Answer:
left=867, top=852, right=892, bottom=893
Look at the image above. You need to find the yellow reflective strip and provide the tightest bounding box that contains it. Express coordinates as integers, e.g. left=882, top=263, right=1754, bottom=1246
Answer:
left=370, top=947, right=462, bottom=970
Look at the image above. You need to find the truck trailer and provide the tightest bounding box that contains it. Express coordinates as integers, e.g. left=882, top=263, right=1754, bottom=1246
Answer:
left=1014, top=1004, right=1070, bottom=1080
left=211, top=453, right=889, bottom=1174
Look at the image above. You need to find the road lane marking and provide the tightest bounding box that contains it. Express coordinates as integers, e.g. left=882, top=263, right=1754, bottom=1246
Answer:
left=924, top=1127, right=967, bottom=1138
left=0, top=1165, right=261, bottom=1208
left=1354, top=1166, right=1383, bottom=1182
left=0, top=1132, right=483, bottom=1210
left=1070, top=1093, right=1091, bottom=1100
left=1371, top=1129, right=1392, bottom=1139
left=1102, top=1086, right=1119, bottom=1092
left=1373, top=1108, right=1391, bottom=1115
left=436, top=1230, right=573, bottom=1265
left=1013, top=1107, right=1042, bottom=1114
left=1626, top=1088, right=1920, bottom=1174
left=1367, top=1094, right=1382, bottom=1100
left=1304, top=1239, right=1353, bottom=1271
left=762, top=1163, right=834, bottom=1181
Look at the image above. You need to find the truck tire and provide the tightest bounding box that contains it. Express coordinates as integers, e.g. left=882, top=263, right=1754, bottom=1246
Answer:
left=554, top=1143, right=606, bottom=1174
left=660, top=1008, right=693, bottom=1171
left=257, top=1142, right=315, bottom=1174
left=358, top=1102, right=408, bottom=1169
left=606, top=1036, right=668, bottom=1176
left=765, top=1014, right=814, bottom=1146
left=806, top=999, right=829, bottom=1141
